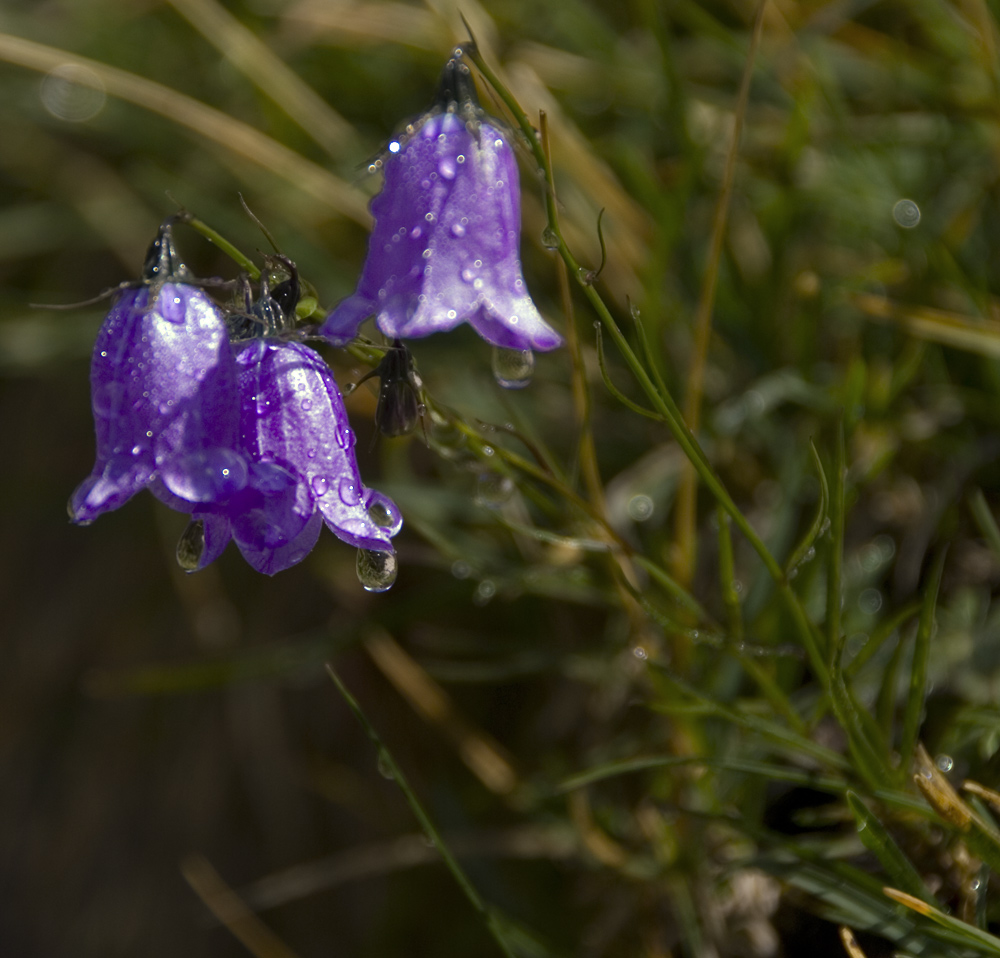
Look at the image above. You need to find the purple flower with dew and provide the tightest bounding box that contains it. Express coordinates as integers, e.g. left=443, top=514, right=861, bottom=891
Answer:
left=179, top=263, right=402, bottom=583
left=320, top=56, right=560, bottom=365
left=70, top=218, right=246, bottom=525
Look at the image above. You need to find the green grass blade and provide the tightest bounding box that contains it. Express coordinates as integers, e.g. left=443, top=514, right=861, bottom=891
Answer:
left=846, top=791, right=939, bottom=906
left=900, top=551, right=946, bottom=769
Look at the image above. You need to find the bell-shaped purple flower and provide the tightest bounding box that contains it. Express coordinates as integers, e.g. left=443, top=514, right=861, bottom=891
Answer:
left=70, top=219, right=245, bottom=525
left=180, top=268, right=402, bottom=577
left=321, top=58, right=560, bottom=354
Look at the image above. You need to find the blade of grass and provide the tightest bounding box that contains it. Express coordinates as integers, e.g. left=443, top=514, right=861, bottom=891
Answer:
left=0, top=32, right=368, bottom=224
left=166, top=0, right=359, bottom=160
left=883, top=888, right=1000, bottom=957
left=900, top=551, right=946, bottom=770
left=326, top=665, right=517, bottom=958
left=846, top=791, right=939, bottom=906
left=785, top=441, right=830, bottom=577
left=673, top=0, right=767, bottom=586
left=970, top=489, right=1000, bottom=562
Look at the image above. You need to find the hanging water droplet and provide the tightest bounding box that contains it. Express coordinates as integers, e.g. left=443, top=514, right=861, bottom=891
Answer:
left=936, top=754, right=954, bottom=773
left=492, top=346, right=535, bottom=389
left=476, top=471, right=514, bottom=507
left=541, top=227, right=559, bottom=250
left=356, top=548, right=398, bottom=592
left=311, top=475, right=329, bottom=497
left=176, top=519, right=205, bottom=572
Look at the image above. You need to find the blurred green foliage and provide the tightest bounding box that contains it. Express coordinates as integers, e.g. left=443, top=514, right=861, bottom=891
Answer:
left=9, top=2, right=1000, bottom=957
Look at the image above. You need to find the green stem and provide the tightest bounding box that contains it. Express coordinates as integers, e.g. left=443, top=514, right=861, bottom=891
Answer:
left=326, top=666, right=517, bottom=958
left=463, top=44, right=828, bottom=686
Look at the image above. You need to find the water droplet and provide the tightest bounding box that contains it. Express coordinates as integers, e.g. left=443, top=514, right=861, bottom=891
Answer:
left=451, top=560, right=472, bottom=579
left=494, top=138, right=503, bottom=148
left=92, top=381, right=123, bottom=417
left=632, top=646, right=648, bottom=660
left=425, top=212, right=435, bottom=222
left=335, top=423, right=355, bottom=449
left=439, top=158, right=456, bottom=179
left=456, top=154, right=465, bottom=164
left=368, top=497, right=399, bottom=530
left=301, top=399, right=312, bottom=411
left=307, top=448, right=316, bottom=459
left=476, top=472, right=514, bottom=507
left=541, top=227, right=559, bottom=250
left=339, top=476, right=361, bottom=506
left=473, top=579, right=496, bottom=606
left=893, top=198, right=921, bottom=228
left=446, top=309, right=457, bottom=320
left=627, top=494, right=654, bottom=521
left=473, top=278, right=483, bottom=290
left=357, top=548, right=398, bottom=592
left=176, top=520, right=205, bottom=572
left=410, top=226, right=422, bottom=240
left=311, top=475, right=329, bottom=497
left=451, top=222, right=466, bottom=237
left=936, top=754, right=954, bottom=773
left=491, top=346, right=535, bottom=389
left=461, top=267, right=475, bottom=283
left=858, top=588, right=883, bottom=615
left=473, top=259, right=482, bottom=268
left=388, top=140, right=401, bottom=154
left=376, top=751, right=395, bottom=779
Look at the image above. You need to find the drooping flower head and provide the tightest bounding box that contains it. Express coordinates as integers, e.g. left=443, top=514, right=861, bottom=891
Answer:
left=180, top=261, right=402, bottom=580
left=70, top=218, right=245, bottom=525
left=321, top=56, right=561, bottom=355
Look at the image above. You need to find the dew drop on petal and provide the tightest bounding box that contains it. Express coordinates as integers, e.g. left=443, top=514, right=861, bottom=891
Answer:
left=301, top=399, right=312, bottom=411
left=456, top=154, right=465, bottom=164
left=339, top=476, right=361, bottom=506
left=311, top=475, right=329, bottom=497
left=461, top=268, right=475, bottom=283
left=410, top=226, right=422, bottom=240
left=356, top=548, right=398, bottom=592
left=451, top=223, right=466, bottom=237
left=439, top=158, right=456, bottom=179
left=492, top=346, right=535, bottom=389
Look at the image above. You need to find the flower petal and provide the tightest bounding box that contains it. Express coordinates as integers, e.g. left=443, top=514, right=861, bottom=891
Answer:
left=236, top=339, right=401, bottom=553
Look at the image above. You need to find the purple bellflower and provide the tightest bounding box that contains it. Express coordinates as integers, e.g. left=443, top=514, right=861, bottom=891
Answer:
left=70, top=219, right=246, bottom=525
left=179, top=263, right=402, bottom=579
left=320, top=56, right=561, bottom=354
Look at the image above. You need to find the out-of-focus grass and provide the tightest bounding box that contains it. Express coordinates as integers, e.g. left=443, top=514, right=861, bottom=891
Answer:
left=8, top=1, right=1000, bottom=957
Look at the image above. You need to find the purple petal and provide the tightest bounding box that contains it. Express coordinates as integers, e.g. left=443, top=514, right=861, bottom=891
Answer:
left=73, top=282, right=241, bottom=522
left=236, top=339, right=400, bottom=552
left=327, top=112, right=560, bottom=351
left=69, top=457, right=154, bottom=524
left=234, top=509, right=323, bottom=576
left=319, top=293, right=376, bottom=346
